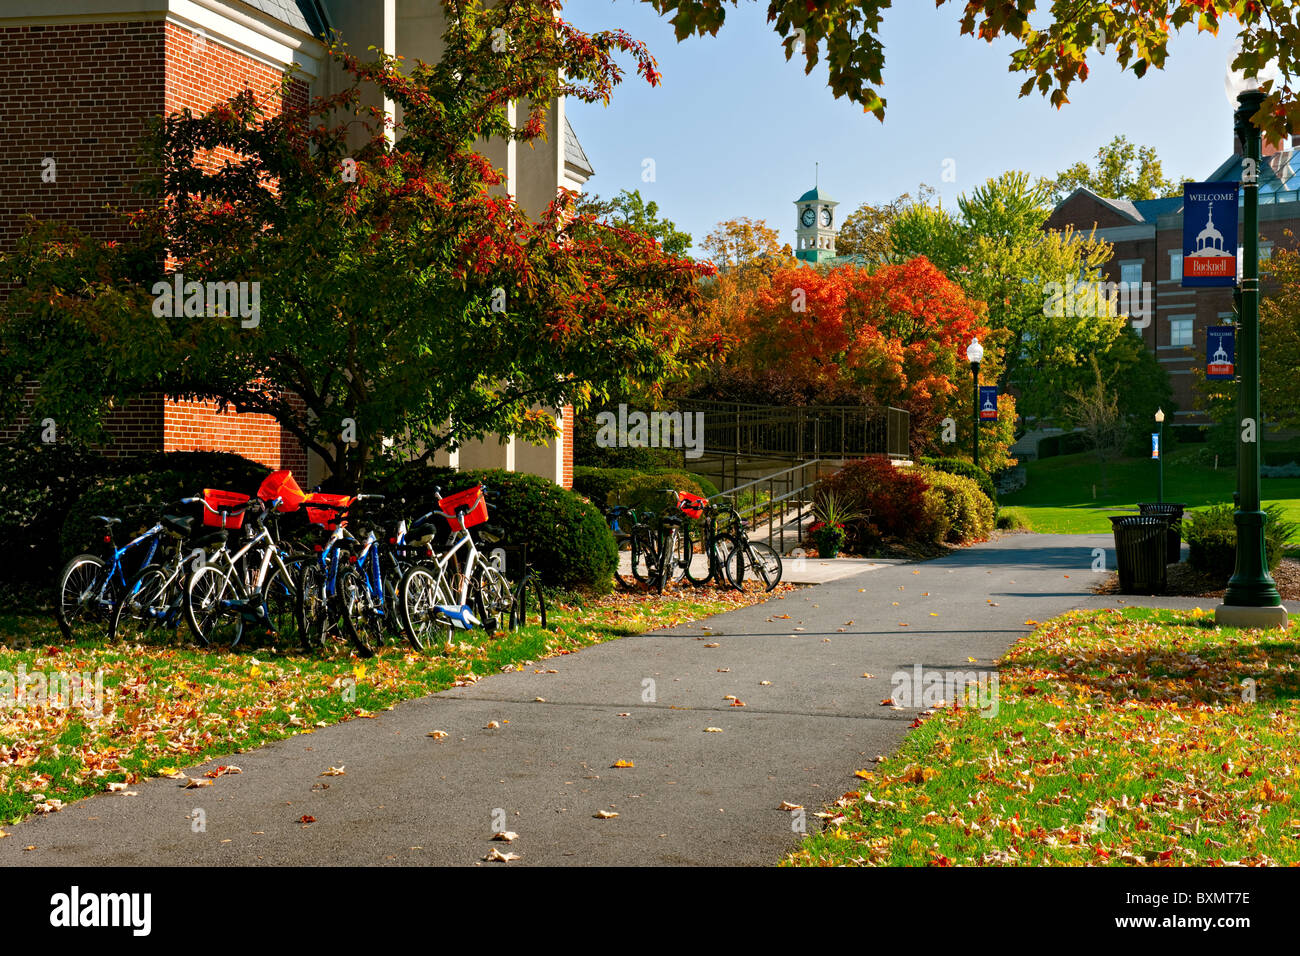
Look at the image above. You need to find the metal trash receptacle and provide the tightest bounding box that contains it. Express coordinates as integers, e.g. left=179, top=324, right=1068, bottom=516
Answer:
left=1137, top=502, right=1187, bottom=564
left=1109, top=515, right=1171, bottom=594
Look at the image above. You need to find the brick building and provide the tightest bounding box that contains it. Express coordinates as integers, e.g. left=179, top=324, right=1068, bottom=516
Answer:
left=1045, top=139, right=1300, bottom=431
left=0, top=0, right=591, bottom=487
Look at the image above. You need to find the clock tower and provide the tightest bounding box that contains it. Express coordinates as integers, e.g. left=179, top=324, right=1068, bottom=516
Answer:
left=794, top=186, right=839, bottom=263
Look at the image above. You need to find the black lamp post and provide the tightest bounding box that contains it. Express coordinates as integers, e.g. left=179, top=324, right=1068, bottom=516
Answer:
left=1217, top=67, right=1287, bottom=627
left=966, top=338, right=983, bottom=470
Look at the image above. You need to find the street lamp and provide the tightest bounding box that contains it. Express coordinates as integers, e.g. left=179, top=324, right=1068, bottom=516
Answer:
left=1154, top=408, right=1165, bottom=503
left=966, top=338, right=984, bottom=470
left=1217, top=61, right=1288, bottom=628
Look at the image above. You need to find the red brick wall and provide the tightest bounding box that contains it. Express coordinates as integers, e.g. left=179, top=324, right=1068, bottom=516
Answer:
left=0, top=21, right=165, bottom=250
left=164, top=397, right=307, bottom=474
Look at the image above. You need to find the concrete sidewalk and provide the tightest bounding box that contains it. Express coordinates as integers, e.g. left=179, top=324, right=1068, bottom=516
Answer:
left=0, top=533, right=1210, bottom=867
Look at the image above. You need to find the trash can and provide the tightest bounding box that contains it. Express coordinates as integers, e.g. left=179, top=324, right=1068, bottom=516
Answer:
left=1109, top=515, right=1171, bottom=594
left=1137, top=502, right=1187, bottom=564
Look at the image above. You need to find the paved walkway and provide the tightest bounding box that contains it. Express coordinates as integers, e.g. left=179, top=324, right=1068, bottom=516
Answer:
left=1, top=533, right=1208, bottom=866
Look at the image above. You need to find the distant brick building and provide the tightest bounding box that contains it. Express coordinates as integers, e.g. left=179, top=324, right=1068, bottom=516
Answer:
left=1045, top=139, right=1300, bottom=430
left=1, top=0, right=589, bottom=487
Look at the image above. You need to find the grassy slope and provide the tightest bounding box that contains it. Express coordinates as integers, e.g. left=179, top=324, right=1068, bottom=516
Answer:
left=1000, top=446, right=1300, bottom=534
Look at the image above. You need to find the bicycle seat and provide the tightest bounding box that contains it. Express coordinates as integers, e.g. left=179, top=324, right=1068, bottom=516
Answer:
left=162, top=514, right=196, bottom=538
left=659, top=513, right=684, bottom=526
left=191, top=529, right=228, bottom=549
left=93, top=515, right=121, bottom=526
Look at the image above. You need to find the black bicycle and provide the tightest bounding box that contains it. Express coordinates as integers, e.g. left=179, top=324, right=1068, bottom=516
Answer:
left=628, top=490, right=689, bottom=593
left=680, top=494, right=745, bottom=589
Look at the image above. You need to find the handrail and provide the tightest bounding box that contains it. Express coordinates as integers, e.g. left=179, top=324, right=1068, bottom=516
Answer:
left=705, top=458, right=832, bottom=553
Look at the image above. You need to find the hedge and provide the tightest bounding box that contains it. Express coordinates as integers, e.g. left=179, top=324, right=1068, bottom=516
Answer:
left=916, top=468, right=996, bottom=543
left=378, top=464, right=616, bottom=594
left=919, top=456, right=997, bottom=507
left=573, top=465, right=720, bottom=511
left=1185, top=502, right=1297, bottom=579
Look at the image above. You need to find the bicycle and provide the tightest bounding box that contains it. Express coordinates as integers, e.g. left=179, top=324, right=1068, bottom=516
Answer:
left=55, top=502, right=198, bottom=641
left=604, top=505, right=639, bottom=591
left=721, top=516, right=784, bottom=593
left=627, top=490, right=688, bottom=593
left=398, top=484, right=512, bottom=651
left=109, top=501, right=231, bottom=643
left=506, top=544, right=547, bottom=631
left=183, top=492, right=301, bottom=648
left=678, top=493, right=745, bottom=590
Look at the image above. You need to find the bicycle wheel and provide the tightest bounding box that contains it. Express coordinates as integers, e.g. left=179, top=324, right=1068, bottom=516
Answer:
left=681, top=523, right=714, bottom=586
left=54, top=553, right=110, bottom=641
left=110, top=565, right=180, bottom=643
left=399, top=565, right=453, bottom=652
left=629, top=527, right=656, bottom=588
left=474, top=563, right=513, bottom=633
left=338, top=567, right=384, bottom=658
left=612, top=533, right=636, bottom=590
left=296, top=560, right=330, bottom=651
left=257, top=564, right=298, bottom=645
left=726, top=539, right=783, bottom=593
left=508, top=575, right=547, bottom=631
left=655, top=527, right=681, bottom=593
left=185, top=562, right=246, bottom=648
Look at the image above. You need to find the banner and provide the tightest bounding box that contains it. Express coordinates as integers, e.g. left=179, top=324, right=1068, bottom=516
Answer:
left=1182, top=182, right=1239, bottom=287
left=978, top=386, right=998, bottom=420
left=1206, top=325, right=1235, bottom=379
left=1151, top=433, right=1160, bottom=460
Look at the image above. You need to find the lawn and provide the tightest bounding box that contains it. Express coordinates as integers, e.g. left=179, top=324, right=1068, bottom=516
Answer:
left=1001, top=445, right=1300, bottom=534
left=0, top=584, right=791, bottom=828
left=785, top=606, right=1300, bottom=866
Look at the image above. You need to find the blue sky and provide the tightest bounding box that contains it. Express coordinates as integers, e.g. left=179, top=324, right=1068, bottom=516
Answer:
left=563, top=1, right=1243, bottom=257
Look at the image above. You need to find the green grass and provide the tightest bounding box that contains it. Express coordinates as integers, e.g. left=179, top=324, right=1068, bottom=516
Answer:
left=0, top=585, right=786, bottom=827
left=1001, top=445, right=1300, bottom=533
left=786, top=606, right=1300, bottom=866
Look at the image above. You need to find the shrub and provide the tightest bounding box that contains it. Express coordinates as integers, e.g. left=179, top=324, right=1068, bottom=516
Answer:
left=60, top=452, right=271, bottom=562
left=1185, top=502, right=1297, bottom=579
left=815, top=457, right=937, bottom=550
left=378, top=464, right=616, bottom=593
left=1036, top=431, right=1090, bottom=459
left=996, top=508, right=1031, bottom=532
left=919, top=456, right=997, bottom=507
left=0, top=430, right=115, bottom=595
left=916, top=468, right=995, bottom=543
left=573, top=466, right=719, bottom=511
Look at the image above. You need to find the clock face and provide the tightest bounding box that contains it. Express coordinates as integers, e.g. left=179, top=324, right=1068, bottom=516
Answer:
left=820, top=207, right=833, bottom=227
left=801, top=206, right=816, bottom=228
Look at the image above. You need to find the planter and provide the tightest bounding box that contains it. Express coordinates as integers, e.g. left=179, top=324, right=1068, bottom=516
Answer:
left=813, top=526, right=845, bottom=559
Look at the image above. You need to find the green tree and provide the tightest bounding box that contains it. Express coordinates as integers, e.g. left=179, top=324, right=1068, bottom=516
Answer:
left=575, top=188, right=693, bottom=258
left=1043, top=135, right=1185, bottom=203
left=699, top=216, right=790, bottom=268
left=642, top=3, right=1300, bottom=141
left=1, top=5, right=709, bottom=486
left=835, top=185, right=934, bottom=261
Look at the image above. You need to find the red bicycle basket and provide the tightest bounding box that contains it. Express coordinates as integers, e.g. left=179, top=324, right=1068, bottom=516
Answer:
left=202, top=489, right=250, bottom=529
left=257, top=469, right=308, bottom=512
left=305, top=492, right=353, bottom=531
left=439, top=484, right=488, bottom=532
left=677, top=491, right=707, bottom=520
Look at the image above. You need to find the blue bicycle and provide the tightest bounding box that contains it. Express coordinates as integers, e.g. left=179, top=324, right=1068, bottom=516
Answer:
left=54, top=500, right=202, bottom=641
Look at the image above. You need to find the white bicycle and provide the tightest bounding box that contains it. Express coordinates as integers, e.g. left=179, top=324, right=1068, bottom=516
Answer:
left=397, top=484, right=512, bottom=652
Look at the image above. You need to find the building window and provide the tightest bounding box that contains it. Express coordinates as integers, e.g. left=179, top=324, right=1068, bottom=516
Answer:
left=1120, top=260, right=1143, bottom=286
left=1169, top=252, right=1182, bottom=280
left=1218, top=311, right=1235, bottom=327
left=1170, top=317, right=1193, bottom=347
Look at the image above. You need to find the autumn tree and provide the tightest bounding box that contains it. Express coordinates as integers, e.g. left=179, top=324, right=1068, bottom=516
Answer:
left=641, top=2, right=1300, bottom=141
left=835, top=185, right=935, bottom=262
left=0, top=3, right=710, bottom=486
left=575, top=188, right=693, bottom=257
left=700, top=216, right=789, bottom=268
left=1043, top=135, right=1185, bottom=203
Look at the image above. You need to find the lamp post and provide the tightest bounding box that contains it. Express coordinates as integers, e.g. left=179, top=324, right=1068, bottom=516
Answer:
left=1154, top=408, right=1165, bottom=504
left=966, top=338, right=983, bottom=470
left=1217, top=63, right=1287, bottom=627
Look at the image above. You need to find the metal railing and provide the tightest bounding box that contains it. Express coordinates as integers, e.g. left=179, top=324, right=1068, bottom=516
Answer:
left=678, top=400, right=909, bottom=462
left=707, top=458, right=833, bottom=554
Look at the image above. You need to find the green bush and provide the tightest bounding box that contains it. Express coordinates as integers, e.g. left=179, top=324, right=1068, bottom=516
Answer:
left=919, top=456, right=997, bottom=507
left=1185, top=502, right=1297, bottom=579
left=60, top=452, right=271, bottom=562
left=0, top=430, right=115, bottom=595
left=916, top=468, right=996, bottom=543
left=379, top=464, right=616, bottom=594
left=996, top=508, right=1031, bottom=532
left=573, top=465, right=718, bottom=511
